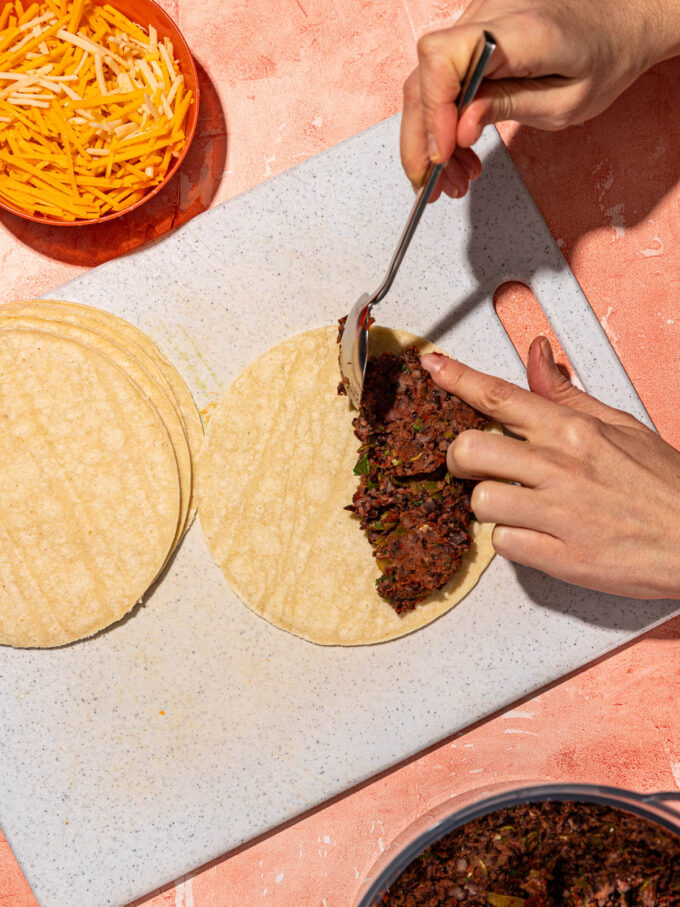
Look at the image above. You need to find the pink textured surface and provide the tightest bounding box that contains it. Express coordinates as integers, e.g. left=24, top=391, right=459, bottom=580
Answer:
left=1, top=1, right=679, bottom=905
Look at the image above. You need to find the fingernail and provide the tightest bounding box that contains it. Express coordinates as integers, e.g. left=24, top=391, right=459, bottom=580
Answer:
left=539, top=337, right=554, bottom=364
left=426, top=132, right=441, bottom=162
left=449, top=185, right=461, bottom=198
left=466, top=160, right=482, bottom=180
left=421, top=352, right=446, bottom=374
left=460, top=165, right=474, bottom=181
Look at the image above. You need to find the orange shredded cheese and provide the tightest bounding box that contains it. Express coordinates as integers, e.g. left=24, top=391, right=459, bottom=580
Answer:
left=0, top=0, right=193, bottom=221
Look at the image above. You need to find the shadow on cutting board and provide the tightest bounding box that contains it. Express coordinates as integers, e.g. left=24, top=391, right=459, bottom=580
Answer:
left=0, top=59, right=227, bottom=268
left=512, top=564, right=680, bottom=633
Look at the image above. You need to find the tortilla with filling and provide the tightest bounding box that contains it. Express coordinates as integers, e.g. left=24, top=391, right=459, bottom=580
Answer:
left=198, top=325, right=496, bottom=645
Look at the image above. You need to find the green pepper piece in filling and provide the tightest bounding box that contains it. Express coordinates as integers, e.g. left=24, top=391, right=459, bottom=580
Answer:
left=353, top=452, right=370, bottom=476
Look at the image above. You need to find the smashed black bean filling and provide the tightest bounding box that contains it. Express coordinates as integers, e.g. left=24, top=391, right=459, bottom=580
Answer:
left=343, top=343, right=487, bottom=612
left=381, top=801, right=680, bottom=906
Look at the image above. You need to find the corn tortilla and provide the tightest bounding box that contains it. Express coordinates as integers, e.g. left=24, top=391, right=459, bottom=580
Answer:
left=0, top=316, right=191, bottom=553
left=198, top=325, right=496, bottom=646
left=0, top=329, right=180, bottom=648
left=0, top=299, right=203, bottom=526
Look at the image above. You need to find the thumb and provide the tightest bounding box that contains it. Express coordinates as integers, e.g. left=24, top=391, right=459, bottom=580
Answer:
left=527, top=337, right=630, bottom=424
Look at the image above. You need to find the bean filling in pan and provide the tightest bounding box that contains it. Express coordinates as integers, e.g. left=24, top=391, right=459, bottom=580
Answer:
left=381, top=801, right=680, bottom=906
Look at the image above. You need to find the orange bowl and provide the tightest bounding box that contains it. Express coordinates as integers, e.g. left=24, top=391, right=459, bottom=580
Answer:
left=0, top=0, right=200, bottom=226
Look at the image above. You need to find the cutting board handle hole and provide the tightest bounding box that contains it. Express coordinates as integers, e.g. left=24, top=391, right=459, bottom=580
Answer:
left=493, top=280, right=574, bottom=381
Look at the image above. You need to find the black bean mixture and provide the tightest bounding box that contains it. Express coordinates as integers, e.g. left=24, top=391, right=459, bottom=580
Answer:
left=381, top=801, right=680, bottom=906
left=342, top=341, right=487, bottom=612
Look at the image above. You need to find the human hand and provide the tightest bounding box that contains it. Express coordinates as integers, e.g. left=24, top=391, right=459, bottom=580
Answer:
left=401, top=0, right=680, bottom=199
left=421, top=338, right=680, bottom=599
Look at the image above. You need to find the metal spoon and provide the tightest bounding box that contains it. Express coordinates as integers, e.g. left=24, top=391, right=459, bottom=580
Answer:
left=338, top=30, right=496, bottom=408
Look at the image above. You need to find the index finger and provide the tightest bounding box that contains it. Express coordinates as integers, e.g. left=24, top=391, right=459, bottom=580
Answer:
left=421, top=352, right=557, bottom=438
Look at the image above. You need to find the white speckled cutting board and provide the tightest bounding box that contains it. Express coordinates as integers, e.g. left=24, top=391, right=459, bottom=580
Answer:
left=2, top=117, right=679, bottom=907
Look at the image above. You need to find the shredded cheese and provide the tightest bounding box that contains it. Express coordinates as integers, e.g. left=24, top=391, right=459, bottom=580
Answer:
left=0, top=0, right=193, bottom=220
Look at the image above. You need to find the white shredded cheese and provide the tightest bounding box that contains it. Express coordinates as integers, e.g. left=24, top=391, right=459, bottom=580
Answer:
left=94, top=52, right=107, bottom=95
left=7, top=96, right=50, bottom=107
left=143, top=92, right=158, bottom=118
left=18, top=11, right=54, bottom=32
left=159, top=42, right=174, bottom=79
left=166, top=74, right=182, bottom=104
left=138, top=58, right=158, bottom=93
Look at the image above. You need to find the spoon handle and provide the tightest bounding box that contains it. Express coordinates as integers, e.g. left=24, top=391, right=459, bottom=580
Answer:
left=372, top=29, right=496, bottom=306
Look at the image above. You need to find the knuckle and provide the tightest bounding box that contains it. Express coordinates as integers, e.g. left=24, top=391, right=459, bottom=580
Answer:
left=550, top=379, right=581, bottom=406
left=558, top=413, right=601, bottom=450
left=571, top=80, right=593, bottom=108
left=502, top=12, right=562, bottom=74
left=491, top=523, right=512, bottom=557
left=402, top=72, right=420, bottom=106
left=416, top=31, right=440, bottom=62
left=490, top=80, right=514, bottom=121
left=525, top=15, right=562, bottom=56
left=544, top=85, right=589, bottom=131
left=450, top=429, right=480, bottom=467
left=611, top=410, right=647, bottom=432
left=546, top=108, right=575, bottom=131
left=550, top=415, right=608, bottom=482
left=479, top=377, right=515, bottom=412
left=470, top=480, right=492, bottom=518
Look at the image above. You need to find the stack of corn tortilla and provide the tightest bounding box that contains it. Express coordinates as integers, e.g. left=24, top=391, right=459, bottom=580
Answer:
left=0, top=299, right=202, bottom=648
